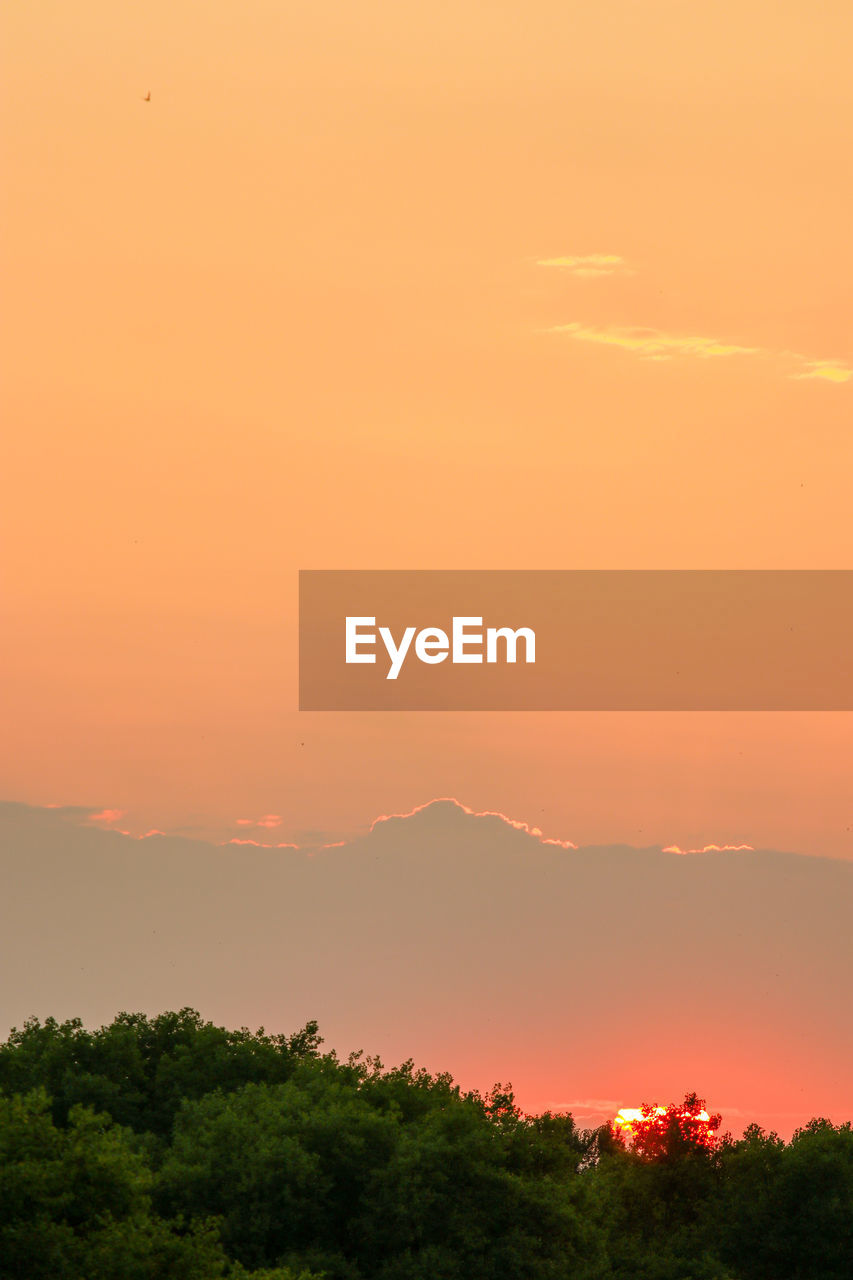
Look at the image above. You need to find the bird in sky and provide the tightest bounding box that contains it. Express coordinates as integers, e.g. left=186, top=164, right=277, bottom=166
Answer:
left=142, top=90, right=151, bottom=102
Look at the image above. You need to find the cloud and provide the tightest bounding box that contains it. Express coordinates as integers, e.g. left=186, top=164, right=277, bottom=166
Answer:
left=791, top=360, right=853, bottom=384
left=227, top=837, right=300, bottom=849
left=662, top=843, right=754, bottom=855
left=537, top=254, right=631, bottom=277
left=549, top=322, right=759, bottom=361
left=229, top=817, right=347, bottom=850
left=0, top=798, right=766, bottom=864
left=88, top=808, right=126, bottom=825
left=369, top=797, right=577, bottom=848
left=235, top=814, right=283, bottom=829
left=535, top=255, right=849, bottom=384
left=548, top=321, right=851, bottom=385
left=25, top=797, right=755, bottom=860
left=545, top=1096, right=623, bottom=1116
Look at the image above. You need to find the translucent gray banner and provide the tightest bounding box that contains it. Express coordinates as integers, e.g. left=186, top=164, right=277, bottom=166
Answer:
left=299, top=571, right=853, bottom=710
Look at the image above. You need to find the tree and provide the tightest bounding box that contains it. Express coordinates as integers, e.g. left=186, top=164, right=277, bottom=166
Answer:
left=717, top=1118, right=853, bottom=1280
left=623, top=1094, right=722, bottom=1162
left=0, top=1089, right=227, bottom=1279
left=586, top=1094, right=726, bottom=1276
left=0, top=1009, right=323, bottom=1136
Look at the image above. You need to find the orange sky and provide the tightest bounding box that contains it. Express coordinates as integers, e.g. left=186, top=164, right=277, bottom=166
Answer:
left=2, top=1, right=852, bottom=857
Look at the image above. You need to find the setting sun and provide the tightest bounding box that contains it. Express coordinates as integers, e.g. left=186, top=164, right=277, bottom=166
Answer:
left=614, top=1105, right=712, bottom=1131
left=612, top=1096, right=722, bottom=1157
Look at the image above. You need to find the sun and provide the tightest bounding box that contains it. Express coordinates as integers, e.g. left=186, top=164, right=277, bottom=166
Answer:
left=612, top=1096, right=721, bottom=1157
left=614, top=1104, right=712, bottom=1132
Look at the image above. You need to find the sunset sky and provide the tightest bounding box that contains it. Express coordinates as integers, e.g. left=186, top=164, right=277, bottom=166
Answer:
left=2, top=3, right=852, bottom=1124
left=3, top=1, right=852, bottom=856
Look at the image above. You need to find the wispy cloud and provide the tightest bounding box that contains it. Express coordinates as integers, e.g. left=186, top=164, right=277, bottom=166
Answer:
left=227, top=837, right=300, bottom=849
left=550, top=322, right=758, bottom=361
left=548, top=321, right=851, bottom=383
left=663, top=843, right=754, bottom=855
left=546, top=1097, right=623, bottom=1114
left=535, top=253, right=850, bottom=383
left=235, top=814, right=283, bottom=829
left=537, top=254, right=631, bottom=277
left=791, top=360, right=853, bottom=384
left=88, top=808, right=126, bottom=824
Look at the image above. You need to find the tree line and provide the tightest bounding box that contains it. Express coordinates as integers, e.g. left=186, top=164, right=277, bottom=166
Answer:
left=0, top=1009, right=850, bottom=1279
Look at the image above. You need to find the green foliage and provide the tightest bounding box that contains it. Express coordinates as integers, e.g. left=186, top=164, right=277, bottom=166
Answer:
left=0, top=1008, right=322, bottom=1137
left=716, top=1118, right=853, bottom=1279
left=0, top=1089, right=227, bottom=1278
left=1, top=1010, right=850, bottom=1280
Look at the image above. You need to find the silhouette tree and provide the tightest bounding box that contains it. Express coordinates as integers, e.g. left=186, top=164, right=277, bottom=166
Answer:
left=626, top=1093, right=722, bottom=1161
